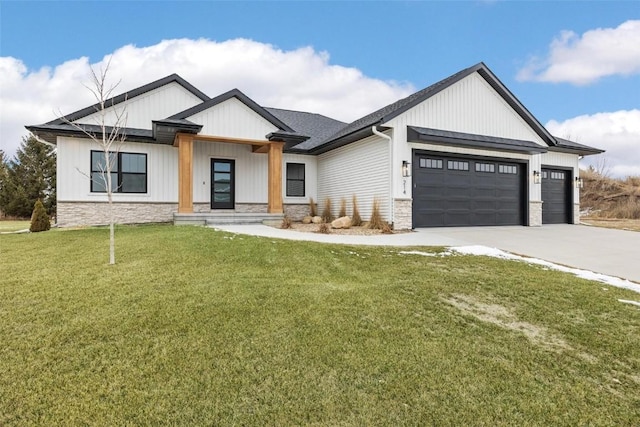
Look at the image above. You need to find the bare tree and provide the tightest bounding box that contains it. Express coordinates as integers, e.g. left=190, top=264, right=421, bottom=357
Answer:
left=57, top=59, right=128, bottom=264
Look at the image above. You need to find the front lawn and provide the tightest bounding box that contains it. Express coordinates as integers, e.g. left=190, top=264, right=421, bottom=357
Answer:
left=0, top=220, right=30, bottom=233
left=1, top=225, right=638, bottom=425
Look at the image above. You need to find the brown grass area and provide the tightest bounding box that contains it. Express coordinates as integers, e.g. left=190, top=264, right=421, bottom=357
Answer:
left=581, top=218, right=640, bottom=232
left=581, top=169, right=640, bottom=219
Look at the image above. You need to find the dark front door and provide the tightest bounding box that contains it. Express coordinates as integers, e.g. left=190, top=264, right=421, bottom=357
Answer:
left=211, top=159, right=235, bottom=209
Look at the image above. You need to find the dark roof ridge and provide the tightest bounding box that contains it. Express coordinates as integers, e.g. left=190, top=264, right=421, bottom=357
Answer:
left=168, top=88, right=294, bottom=132
left=264, top=106, right=347, bottom=124
left=311, top=62, right=557, bottom=153
left=47, top=73, right=210, bottom=125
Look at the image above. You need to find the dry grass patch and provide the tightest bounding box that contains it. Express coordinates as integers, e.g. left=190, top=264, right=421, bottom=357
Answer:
left=581, top=218, right=640, bottom=232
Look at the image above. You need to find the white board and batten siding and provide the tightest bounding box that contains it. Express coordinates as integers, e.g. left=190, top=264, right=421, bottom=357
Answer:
left=73, top=82, right=203, bottom=130
left=283, top=154, right=318, bottom=205
left=186, top=98, right=279, bottom=140
left=192, top=142, right=317, bottom=204
left=56, top=136, right=178, bottom=203
left=387, top=72, right=547, bottom=147
left=318, top=134, right=390, bottom=220
left=385, top=71, right=553, bottom=201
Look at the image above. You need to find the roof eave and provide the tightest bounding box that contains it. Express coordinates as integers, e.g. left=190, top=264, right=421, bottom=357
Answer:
left=548, top=145, right=605, bottom=156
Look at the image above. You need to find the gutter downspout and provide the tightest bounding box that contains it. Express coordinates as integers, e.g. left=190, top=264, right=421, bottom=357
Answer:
left=371, top=125, right=394, bottom=225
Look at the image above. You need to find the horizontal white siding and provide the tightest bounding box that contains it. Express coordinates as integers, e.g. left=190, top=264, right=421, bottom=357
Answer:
left=57, top=136, right=178, bottom=202
left=74, top=82, right=203, bottom=129
left=318, top=135, right=390, bottom=221
left=187, top=98, right=278, bottom=140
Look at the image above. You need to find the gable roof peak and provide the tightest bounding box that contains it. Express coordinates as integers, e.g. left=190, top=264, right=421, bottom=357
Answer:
left=47, top=73, right=210, bottom=125
left=168, top=87, right=294, bottom=132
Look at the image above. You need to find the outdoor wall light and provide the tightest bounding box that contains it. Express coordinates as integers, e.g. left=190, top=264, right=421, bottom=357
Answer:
left=575, top=177, right=584, bottom=189
left=402, top=160, right=411, bottom=178
left=533, top=170, right=541, bottom=184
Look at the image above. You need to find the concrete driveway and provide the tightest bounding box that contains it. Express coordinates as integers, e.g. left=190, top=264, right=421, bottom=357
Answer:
left=414, top=225, right=639, bottom=283
left=214, top=224, right=639, bottom=283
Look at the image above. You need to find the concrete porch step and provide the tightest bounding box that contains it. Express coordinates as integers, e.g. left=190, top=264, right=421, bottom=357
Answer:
left=173, top=212, right=284, bottom=226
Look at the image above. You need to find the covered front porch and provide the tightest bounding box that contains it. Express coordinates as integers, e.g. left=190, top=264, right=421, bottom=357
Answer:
left=172, top=132, right=286, bottom=225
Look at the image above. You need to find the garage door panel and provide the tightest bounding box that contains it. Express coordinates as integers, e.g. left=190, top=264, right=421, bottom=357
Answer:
left=413, top=152, right=525, bottom=227
left=542, top=168, right=571, bottom=224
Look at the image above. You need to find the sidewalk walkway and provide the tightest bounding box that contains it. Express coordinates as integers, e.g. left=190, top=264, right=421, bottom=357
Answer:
left=212, top=224, right=640, bottom=283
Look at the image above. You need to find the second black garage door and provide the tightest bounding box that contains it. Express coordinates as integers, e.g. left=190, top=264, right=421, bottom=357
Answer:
left=541, top=168, right=572, bottom=224
left=413, top=152, right=526, bottom=227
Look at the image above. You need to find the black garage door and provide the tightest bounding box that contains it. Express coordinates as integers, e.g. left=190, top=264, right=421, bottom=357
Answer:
left=413, top=152, right=525, bottom=227
left=541, top=168, right=571, bottom=224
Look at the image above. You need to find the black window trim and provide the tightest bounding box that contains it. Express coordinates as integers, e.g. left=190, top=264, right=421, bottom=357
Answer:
left=90, top=150, right=148, bottom=194
left=286, top=162, right=305, bottom=197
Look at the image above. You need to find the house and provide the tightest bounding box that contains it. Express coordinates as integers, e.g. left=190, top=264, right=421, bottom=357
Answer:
left=27, top=62, right=603, bottom=229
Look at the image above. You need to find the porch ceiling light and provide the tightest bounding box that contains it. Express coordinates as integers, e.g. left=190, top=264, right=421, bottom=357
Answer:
left=402, top=160, right=411, bottom=178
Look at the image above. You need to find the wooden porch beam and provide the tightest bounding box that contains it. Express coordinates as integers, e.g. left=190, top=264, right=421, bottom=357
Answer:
left=267, top=142, right=284, bottom=213
left=176, top=134, right=194, bottom=213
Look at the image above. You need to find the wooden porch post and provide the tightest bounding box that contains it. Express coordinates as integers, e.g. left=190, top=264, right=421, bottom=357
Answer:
left=267, top=142, right=284, bottom=213
left=177, top=134, right=194, bottom=213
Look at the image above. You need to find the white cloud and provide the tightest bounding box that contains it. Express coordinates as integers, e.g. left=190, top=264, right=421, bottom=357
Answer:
left=517, top=20, right=640, bottom=85
left=546, top=110, right=640, bottom=177
left=0, top=38, right=414, bottom=158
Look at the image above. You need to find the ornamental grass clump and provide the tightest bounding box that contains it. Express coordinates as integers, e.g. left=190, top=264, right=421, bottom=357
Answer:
left=351, top=194, right=363, bottom=226
left=367, top=198, right=386, bottom=230
left=316, top=222, right=331, bottom=234
left=280, top=216, right=292, bottom=229
left=29, top=199, right=50, bottom=232
left=339, top=198, right=347, bottom=218
left=321, top=197, right=334, bottom=223
left=309, top=197, right=317, bottom=217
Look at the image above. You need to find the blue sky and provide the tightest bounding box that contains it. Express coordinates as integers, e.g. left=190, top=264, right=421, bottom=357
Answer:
left=1, top=1, right=639, bottom=176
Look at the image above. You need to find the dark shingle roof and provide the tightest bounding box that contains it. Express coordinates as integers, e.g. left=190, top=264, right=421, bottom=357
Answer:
left=47, top=74, right=210, bottom=125
left=264, top=108, right=347, bottom=151
left=306, top=62, right=557, bottom=153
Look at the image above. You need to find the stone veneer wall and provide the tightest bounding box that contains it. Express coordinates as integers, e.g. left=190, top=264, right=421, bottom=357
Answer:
left=529, top=201, right=543, bottom=227
left=57, top=202, right=177, bottom=227
left=393, top=198, right=413, bottom=230
left=283, top=204, right=310, bottom=221
left=574, top=203, right=580, bottom=225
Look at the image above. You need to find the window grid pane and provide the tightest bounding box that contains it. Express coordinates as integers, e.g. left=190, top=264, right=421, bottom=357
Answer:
left=498, top=165, right=517, bottom=174
left=419, top=158, right=443, bottom=169
left=90, top=150, right=147, bottom=194
left=448, top=160, right=469, bottom=171
left=475, top=163, right=495, bottom=173
left=286, top=163, right=305, bottom=197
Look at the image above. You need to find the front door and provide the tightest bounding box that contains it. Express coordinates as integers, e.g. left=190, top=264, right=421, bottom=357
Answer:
left=211, top=159, right=235, bottom=209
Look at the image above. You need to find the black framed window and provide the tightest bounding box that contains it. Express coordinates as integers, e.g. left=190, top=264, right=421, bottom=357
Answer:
left=498, top=164, right=517, bottom=175
left=91, top=151, right=147, bottom=193
left=286, top=163, right=305, bottom=197
left=448, top=160, right=469, bottom=171
left=475, top=163, right=495, bottom=173
left=551, top=171, right=565, bottom=180
left=419, top=158, right=443, bottom=169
